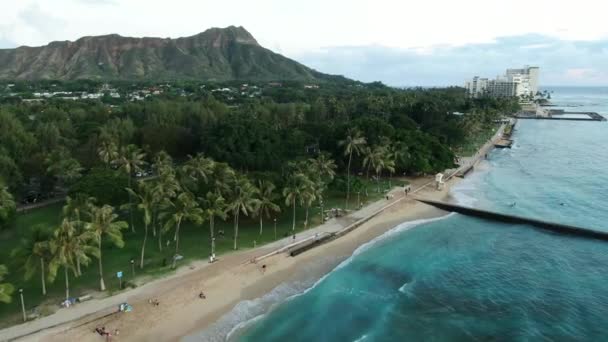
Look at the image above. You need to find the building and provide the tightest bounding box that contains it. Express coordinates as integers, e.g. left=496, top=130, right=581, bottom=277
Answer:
left=465, top=66, right=539, bottom=98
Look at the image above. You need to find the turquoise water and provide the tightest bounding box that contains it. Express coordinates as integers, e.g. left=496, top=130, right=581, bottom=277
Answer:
left=190, top=87, right=608, bottom=341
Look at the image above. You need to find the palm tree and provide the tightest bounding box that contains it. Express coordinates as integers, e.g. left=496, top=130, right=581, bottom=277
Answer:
left=211, top=162, right=236, bottom=198
left=283, top=173, right=312, bottom=232
left=309, top=153, right=337, bottom=181
left=361, top=146, right=375, bottom=197
left=390, top=141, right=410, bottom=177
left=308, top=154, right=336, bottom=223
left=338, top=128, right=366, bottom=209
left=62, top=195, right=95, bottom=276
left=88, top=205, right=128, bottom=291
left=371, top=146, right=395, bottom=193
left=116, top=144, right=146, bottom=233
left=10, top=226, right=52, bottom=295
left=152, top=151, right=180, bottom=245
left=254, top=180, right=281, bottom=235
left=0, top=265, right=14, bottom=303
left=48, top=219, right=97, bottom=301
left=200, top=191, right=227, bottom=259
left=126, top=182, right=154, bottom=269
left=183, top=154, right=215, bottom=190
left=300, top=183, right=316, bottom=230
left=0, top=183, right=15, bottom=230
left=97, top=140, right=119, bottom=168
left=162, top=192, right=204, bottom=269
left=46, top=152, right=83, bottom=186
left=226, top=176, right=259, bottom=250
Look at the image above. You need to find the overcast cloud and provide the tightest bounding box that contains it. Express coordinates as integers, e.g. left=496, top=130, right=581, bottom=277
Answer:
left=1, top=0, right=607, bottom=86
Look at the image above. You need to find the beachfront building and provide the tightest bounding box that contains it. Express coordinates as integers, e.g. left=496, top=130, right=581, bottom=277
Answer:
left=465, top=66, right=539, bottom=99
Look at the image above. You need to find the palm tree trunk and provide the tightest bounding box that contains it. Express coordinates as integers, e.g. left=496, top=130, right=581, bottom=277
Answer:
left=305, top=205, right=309, bottom=229
left=140, top=222, right=148, bottom=269
left=320, top=199, right=324, bottom=223
left=172, top=220, right=182, bottom=269
left=259, top=216, right=263, bottom=235
left=158, top=229, right=163, bottom=252
left=365, top=165, right=370, bottom=196
left=292, top=199, right=296, bottom=232
left=152, top=210, right=157, bottom=237
left=210, top=216, right=215, bottom=257
left=377, top=171, right=381, bottom=193
left=76, top=258, right=81, bottom=277
left=233, top=210, right=239, bottom=250
left=128, top=175, right=135, bottom=233
left=98, top=240, right=106, bottom=291
left=346, top=152, right=353, bottom=209
left=64, top=267, right=70, bottom=301
left=40, top=258, right=46, bottom=296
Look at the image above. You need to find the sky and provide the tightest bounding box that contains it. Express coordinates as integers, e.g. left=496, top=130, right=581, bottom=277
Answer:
left=1, top=0, right=608, bottom=86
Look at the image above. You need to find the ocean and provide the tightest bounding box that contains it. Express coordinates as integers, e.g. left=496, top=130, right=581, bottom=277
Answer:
left=188, top=87, right=608, bottom=341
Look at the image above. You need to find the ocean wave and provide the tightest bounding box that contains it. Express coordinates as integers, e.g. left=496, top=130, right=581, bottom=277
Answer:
left=185, top=215, right=453, bottom=342
left=353, top=334, right=369, bottom=342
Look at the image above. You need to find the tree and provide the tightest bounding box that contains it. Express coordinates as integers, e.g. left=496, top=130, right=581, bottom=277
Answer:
left=200, top=191, right=227, bottom=259
left=97, top=140, right=118, bottom=168
left=338, top=128, right=366, bottom=209
left=48, top=219, right=98, bottom=301
left=63, top=194, right=96, bottom=276
left=152, top=155, right=180, bottom=250
left=300, top=182, right=316, bottom=230
left=69, top=168, right=128, bottom=206
left=126, top=182, right=154, bottom=269
left=283, top=173, right=312, bottom=232
left=46, top=149, right=83, bottom=187
left=254, top=180, right=281, bottom=235
left=0, top=265, right=14, bottom=303
left=371, top=146, right=395, bottom=192
left=162, top=192, right=204, bottom=268
left=226, top=176, right=259, bottom=250
left=11, top=226, right=52, bottom=296
left=182, top=154, right=215, bottom=190
left=87, top=205, right=128, bottom=291
left=308, top=153, right=336, bottom=222
left=116, top=144, right=146, bottom=233
left=0, top=182, right=15, bottom=230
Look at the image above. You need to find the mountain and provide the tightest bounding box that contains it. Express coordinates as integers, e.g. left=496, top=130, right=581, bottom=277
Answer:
left=0, top=26, right=338, bottom=82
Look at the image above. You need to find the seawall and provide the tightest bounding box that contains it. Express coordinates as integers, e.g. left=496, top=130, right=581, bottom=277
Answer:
left=416, top=199, right=608, bottom=241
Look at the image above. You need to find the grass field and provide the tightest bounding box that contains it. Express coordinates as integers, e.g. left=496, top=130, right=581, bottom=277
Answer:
left=0, top=176, right=406, bottom=327
left=456, top=125, right=500, bottom=157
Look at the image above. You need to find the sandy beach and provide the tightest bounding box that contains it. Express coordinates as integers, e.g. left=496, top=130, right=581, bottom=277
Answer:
left=4, top=127, right=504, bottom=342
left=7, top=175, right=455, bottom=342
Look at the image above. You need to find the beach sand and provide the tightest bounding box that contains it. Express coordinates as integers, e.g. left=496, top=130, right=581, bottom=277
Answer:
left=19, top=176, right=457, bottom=342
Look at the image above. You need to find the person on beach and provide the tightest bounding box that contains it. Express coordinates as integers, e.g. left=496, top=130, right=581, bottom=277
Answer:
left=199, top=291, right=206, bottom=299
left=262, top=264, right=267, bottom=274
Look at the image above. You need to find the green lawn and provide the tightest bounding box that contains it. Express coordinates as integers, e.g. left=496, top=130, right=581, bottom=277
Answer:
left=0, top=176, right=406, bottom=327
left=456, top=125, right=500, bottom=157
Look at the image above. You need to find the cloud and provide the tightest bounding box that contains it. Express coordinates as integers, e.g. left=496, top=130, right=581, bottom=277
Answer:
left=294, top=34, right=608, bottom=86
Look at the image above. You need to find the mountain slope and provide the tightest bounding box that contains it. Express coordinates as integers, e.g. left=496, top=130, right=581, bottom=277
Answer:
left=0, top=26, right=335, bottom=81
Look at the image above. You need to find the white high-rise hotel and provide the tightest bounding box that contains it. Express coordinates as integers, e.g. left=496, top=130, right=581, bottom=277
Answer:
left=465, top=66, right=539, bottom=98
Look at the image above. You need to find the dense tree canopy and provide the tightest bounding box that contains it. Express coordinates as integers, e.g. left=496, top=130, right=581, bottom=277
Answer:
left=0, top=81, right=519, bottom=200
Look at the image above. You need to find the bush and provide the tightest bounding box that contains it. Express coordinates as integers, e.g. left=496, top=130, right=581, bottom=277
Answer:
left=69, top=168, right=128, bottom=205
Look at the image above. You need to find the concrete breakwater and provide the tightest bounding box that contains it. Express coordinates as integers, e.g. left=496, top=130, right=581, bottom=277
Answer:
left=416, top=199, right=608, bottom=242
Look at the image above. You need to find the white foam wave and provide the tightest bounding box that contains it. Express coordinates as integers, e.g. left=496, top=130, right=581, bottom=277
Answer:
left=353, top=334, right=369, bottom=342
left=185, top=215, right=453, bottom=342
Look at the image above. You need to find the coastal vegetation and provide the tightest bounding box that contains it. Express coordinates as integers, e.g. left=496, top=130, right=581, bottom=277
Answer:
left=0, top=80, right=519, bottom=326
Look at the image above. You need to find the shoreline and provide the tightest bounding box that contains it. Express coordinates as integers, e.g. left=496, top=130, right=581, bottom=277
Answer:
left=3, top=125, right=503, bottom=342
left=31, top=178, right=458, bottom=342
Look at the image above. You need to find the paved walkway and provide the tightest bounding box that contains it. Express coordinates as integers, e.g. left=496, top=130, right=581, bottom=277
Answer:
left=0, top=179, right=429, bottom=341
left=1, top=126, right=507, bottom=341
